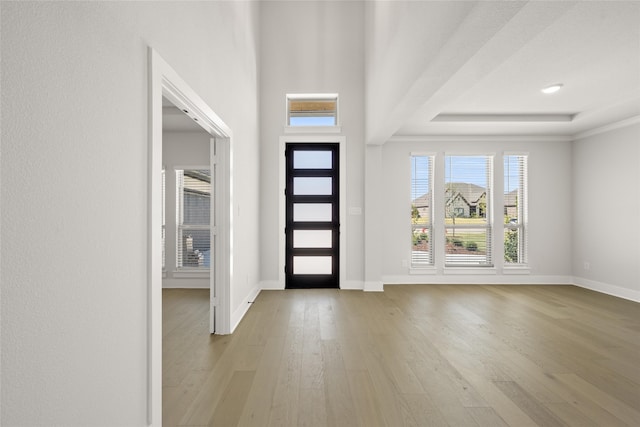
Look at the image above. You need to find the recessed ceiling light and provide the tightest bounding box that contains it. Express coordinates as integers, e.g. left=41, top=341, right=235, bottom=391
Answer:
left=541, top=83, right=563, bottom=94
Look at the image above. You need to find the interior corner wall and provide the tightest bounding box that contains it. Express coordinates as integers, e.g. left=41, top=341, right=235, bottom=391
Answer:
left=162, top=130, right=211, bottom=289
left=1, top=1, right=259, bottom=424
left=258, top=1, right=366, bottom=288
left=572, top=123, right=640, bottom=301
left=380, top=139, right=573, bottom=283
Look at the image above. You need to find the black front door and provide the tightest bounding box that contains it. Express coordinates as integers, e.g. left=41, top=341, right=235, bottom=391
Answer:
left=285, top=143, right=339, bottom=289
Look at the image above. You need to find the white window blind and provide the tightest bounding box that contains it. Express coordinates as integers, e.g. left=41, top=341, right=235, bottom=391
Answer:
left=287, top=94, right=338, bottom=126
left=411, top=155, right=434, bottom=267
left=444, top=155, right=493, bottom=266
left=176, top=169, right=211, bottom=270
left=504, top=155, right=528, bottom=265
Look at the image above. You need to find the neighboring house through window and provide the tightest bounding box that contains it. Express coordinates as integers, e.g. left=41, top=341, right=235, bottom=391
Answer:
left=445, top=155, right=493, bottom=266
left=410, top=155, right=434, bottom=267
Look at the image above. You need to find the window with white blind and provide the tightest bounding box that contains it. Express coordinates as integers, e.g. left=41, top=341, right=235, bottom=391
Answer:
left=410, top=155, right=434, bottom=267
left=504, top=155, right=528, bottom=265
left=444, top=155, right=493, bottom=266
left=287, top=94, right=338, bottom=126
left=176, top=169, right=211, bottom=270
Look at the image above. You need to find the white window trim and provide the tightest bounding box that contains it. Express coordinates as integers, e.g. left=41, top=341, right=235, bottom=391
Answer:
left=409, top=266, right=437, bottom=275
left=503, top=152, right=528, bottom=268
left=284, top=125, right=342, bottom=134
left=285, top=93, right=340, bottom=128
left=175, top=167, right=212, bottom=272
left=409, top=151, right=529, bottom=275
left=444, top=267, right=497, bottom=275
left=172, top=270, right=210, bottom=279
left=503, top=266, right=530, bottom=274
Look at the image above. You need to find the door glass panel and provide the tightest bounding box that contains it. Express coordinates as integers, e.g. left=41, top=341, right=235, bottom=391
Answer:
left=294, top=230, right=332, bottom=248
left=293, top=203, right=332, bottom=222
left=294, top=177, right=332, bottom=195
left=294, top=150, right=332, bottom=169
left=294, top=256, right=332, bottom=274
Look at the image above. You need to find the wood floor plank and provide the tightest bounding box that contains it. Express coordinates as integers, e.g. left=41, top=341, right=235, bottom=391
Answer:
left=553, top=373, right=640, bottom=426
left=400, top=393, right=450, bottom=427
left=210, top=370, right=256, bottom=427
left=434, top=353, right=539, bottom=427
left=467, top=407, right=510, bottom=427
left=346, top=370, right=386, bottom=427
left=502, top=349, right=630, bottom=426
left=162, top=285, right=640, bottom=426
left=324, top=367, right=358, bottom=427
left=544, top=402, right=601, bottom=427
left=267, top=327, right=303, bottom=427
left=237, top=329, right=288, bottom=426
left=297, top=387, right=328, bottom=427
left=408, top=359, right=483, bottom=426
left=492, top=380, right=566, bottom=427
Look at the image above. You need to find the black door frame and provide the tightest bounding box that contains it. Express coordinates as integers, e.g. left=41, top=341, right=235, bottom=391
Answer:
left=285, top=143, right=339, bottom=289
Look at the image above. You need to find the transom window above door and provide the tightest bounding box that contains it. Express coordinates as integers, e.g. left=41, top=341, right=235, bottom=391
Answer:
left=286, top=94, right=338, bottom=127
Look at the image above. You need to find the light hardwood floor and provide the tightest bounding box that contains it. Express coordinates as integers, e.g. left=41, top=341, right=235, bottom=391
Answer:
left=162, top=285, right=640, bottom=426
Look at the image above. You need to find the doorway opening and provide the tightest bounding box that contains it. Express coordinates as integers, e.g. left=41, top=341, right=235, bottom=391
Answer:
left=161, top=94, right=216, bottom=327
left=148, top=48, right=232, bottom=425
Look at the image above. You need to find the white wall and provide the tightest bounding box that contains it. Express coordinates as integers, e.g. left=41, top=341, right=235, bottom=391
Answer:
left=259, top=1, right=366, bottom=289
left=162, top=130, right=211, bottom=289
left=380, top=139, right=573, bottom=284
left=572, top=122, right=640, bottom=300
left=1, top=1, right=259, bottom=424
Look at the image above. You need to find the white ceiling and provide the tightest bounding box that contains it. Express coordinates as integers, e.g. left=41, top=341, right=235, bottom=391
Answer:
left=395, top=1, right=640, bottom=138
left=162, top=2, right=640, bottom=139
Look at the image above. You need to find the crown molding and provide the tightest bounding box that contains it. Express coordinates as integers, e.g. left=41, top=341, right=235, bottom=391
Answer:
left=432, top=113, right=574, bottom=122
left=387, top=135, right=572, bottom=143
left=573, top=115, right=640, bottom=141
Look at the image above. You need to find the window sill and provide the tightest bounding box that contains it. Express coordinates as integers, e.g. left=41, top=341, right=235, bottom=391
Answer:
left=410, top=267, right=437, bottom=275
left=284, top=125, right=342, bottom=134
left=173, top=270, right=210, bottom=279
left=444, top=267, right=496, bottom=275
left=503, top=266, right=530, bottom=275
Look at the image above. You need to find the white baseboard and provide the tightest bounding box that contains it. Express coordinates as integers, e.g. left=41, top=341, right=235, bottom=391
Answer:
left=259, top=280, right=364, bottom=290
left=254, top=276, right=639, bottom=304
left=382, top=274, right=573, bottom=285
left=162, top=278, right=209, bottom=289
left=230, top=285, right=261, bottom=333
left=573, top=276, right=640, bottom=303
left=259, top=280, right=284, bottom=290
left=364, top=281, right=384, bottom=292
left=342, top=280, right=364, bottom=290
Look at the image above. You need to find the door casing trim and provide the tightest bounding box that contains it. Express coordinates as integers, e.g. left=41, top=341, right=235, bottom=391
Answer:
left=148, top=47, right=233, bottom=425
left=279, top=135, right=347, bottom=288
